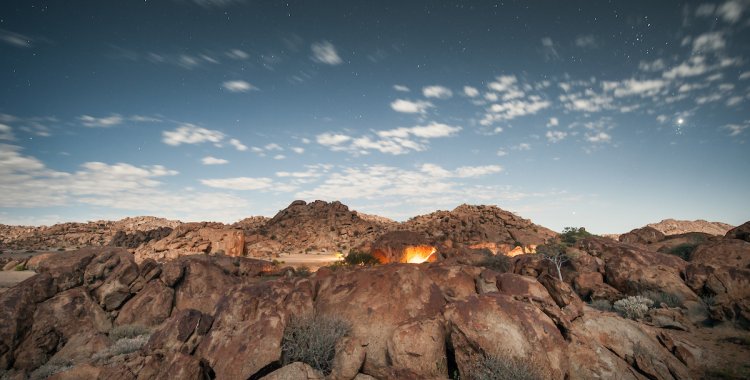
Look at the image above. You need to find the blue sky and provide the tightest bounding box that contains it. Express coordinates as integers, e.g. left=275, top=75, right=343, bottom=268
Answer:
left=0, top=0, right=748, bottom=233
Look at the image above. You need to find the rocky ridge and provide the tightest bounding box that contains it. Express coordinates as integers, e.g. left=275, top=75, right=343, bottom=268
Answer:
left=646, top=219, right=735, bottom=236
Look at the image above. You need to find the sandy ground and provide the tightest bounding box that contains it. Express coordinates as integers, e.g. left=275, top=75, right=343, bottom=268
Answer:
left=263, top=253, right=343, bottom=270
left=0, top=270, right=36, bottom=294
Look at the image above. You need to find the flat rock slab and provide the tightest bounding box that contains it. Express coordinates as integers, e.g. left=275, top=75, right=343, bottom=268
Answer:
left=0, top=270, right=36, bottom=288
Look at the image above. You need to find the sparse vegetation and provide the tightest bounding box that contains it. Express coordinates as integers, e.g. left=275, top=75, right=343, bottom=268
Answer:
left=613, top=296, right=653, bottom=320
left=281, top=313, right=351, bottom=375
left=29, top=358, right=73, bottom=380
left=13, top=263, right=26, bottom=271
left=94, top=334, right=150, bottom=362
left=589, top=299, right=613, bottom=312
left=468, top=353, right=542, bottom=380
left=109, top=324, right=150, bottom=341
left=702, top=294, right=717, bottom=307
left=295, top=265, right=311, bottom=277
left=344, top=251, right=380, bottom=266
left=640, top=290, right=683, bottom=309
left=537, top=242, right=569, bottom=281
left=479, top=253, right=512, bottom=273
left=665, top=243, right=698, bottom=261
left=559, top=227, right=593, bottom=246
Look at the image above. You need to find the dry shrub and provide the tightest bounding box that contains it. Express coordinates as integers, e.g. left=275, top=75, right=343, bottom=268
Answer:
left=109, top=324, right=150, bottom=341
left=469, top=353, right=542, bottom=380
left=29, top=358, right=73, bottom=380
left=589, top=299, right=613, bottom=312
left=613, top=296, right=653, bottom=320
left=281, top=313, right=351, bottom=375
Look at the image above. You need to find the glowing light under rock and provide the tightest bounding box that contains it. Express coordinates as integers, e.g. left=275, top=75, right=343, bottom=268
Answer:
left=403, top=245, right=437, bottom=264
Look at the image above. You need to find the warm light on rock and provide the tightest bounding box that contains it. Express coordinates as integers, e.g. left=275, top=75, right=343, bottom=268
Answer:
left=402, top=245, right=436, bottom=263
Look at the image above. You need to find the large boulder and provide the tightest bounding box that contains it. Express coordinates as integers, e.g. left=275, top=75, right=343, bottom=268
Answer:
left=196, top=279, right=314, bottom=379
left=444, top=293, right=569, bottom=379
left=36, top=249, right=98, bottom=292
left=83, top=249, right=140, bottom=311
left=386, top=317, right=447, bottom=378
left=115, top=280, right=174, bottom=327
left=619, top=226, right=665, bottom=245
left=145, top=309, right=213, bottom=355
left=315, top=264, right=445, bottom=377
left=725, top=221, right=750, bottom=242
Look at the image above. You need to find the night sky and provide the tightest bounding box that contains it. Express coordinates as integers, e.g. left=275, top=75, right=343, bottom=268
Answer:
left=1, top=0, right=748, bottom=233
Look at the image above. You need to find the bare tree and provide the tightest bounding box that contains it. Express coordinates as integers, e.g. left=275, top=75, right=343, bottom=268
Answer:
left=539, top=242, right=569, bottom=282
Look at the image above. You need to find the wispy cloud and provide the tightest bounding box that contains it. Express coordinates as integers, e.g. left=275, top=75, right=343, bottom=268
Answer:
left=163, top=124, right=225, bottom=146
left=222, top=80, right=256, bottom=92
left=0, top=29, right=33, bottom=48
left=0, top=124, right=15, bottom=141
left=574, top=35, right=597, bottom=48
left=200, top=177, right=274, bottom=190
left=311, top=41, right=343, bottom=65
left=723, top=120, right=749, bottom=136
left=317, top=122, right=461, bottom=155
left=229, top=138, right=248, bottom=151
left=463, top=86, right=480, bottom=97
left=79, top=114, right=124, bottom=128
left=393, top=84, right=410, bottom=92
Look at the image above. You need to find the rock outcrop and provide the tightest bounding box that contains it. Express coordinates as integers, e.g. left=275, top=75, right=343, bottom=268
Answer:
left=646, top=219, right=734, bottom=236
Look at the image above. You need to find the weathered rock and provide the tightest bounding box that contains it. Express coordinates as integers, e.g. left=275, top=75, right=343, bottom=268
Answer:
left=424, top=264, right=481, bottom=301
left=386, top=318, right=447, bottom=378
left=145, top=309, right=213, bottom=355
left=83, top=249, right=139, bottom=311
left=47, top=364, right=103, bottom=380
left=647, top=218, right=734, bottom=237
left=135, top=352, right=214, bottom=380
left=108, top=227, right=173, bottom=249
left=116, top=280, right=174, bottom=327
left=690, top=239, right=750, bottom=269
left=725, top=221, right=750, bottom=242
left=571, top=312, right=691, bottom=380
left=619, top=226, right=665, bottom=245
left=13, top=288, right=111, bottom=371
left=196, top=279, right=314, bottom=379
left=2, top=260, right=21, bottom=271
left=36, top=249, right=98, bottom=292
left=160, top=260, right=184, bottom=287
left=647, top=308, right=691, bottom=331
left=328, top=337, right=366, bottom=380
left=444, top=293, right=569, bottom=379
left=172, top=256, right=244, bottom=315
left=261, top=362, right=323, bottom=380
left=316, top=264, right=445, bottom=377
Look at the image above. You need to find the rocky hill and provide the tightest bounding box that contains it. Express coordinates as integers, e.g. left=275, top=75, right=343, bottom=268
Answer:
left=646, top=218, right=734, bottom=236
left=242, top=200, right=398, bottom=257
left=400, top=204, right=557, bottom=255
left=0, top=217, right=181, bottom=251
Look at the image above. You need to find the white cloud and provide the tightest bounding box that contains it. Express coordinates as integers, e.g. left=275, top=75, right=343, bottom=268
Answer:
left=496, top=149, right=508, bottom=157
left=484, top=92, right=499, bottom=101
left=454, top=165, right=503, bottom=178
left=422, top=85, right=453, bottom=99
left=692, top=32, right=726, bottom=53
left=311, top=41, right=343, bottom=65
left=717, top=0, right=745, bottom=23
left=264, top=143, right=283, bottom=151
left=481, top=97, right=551, bottom=124
left=463, top=86, right=479, bottom=97
left=541, top=37, right=560, bottom=60
left=317, top=133, right=352, bottom=146
left=514, top=143, right=531, bottom=151
left=488, top=75, right=518, bottom=93
left=639, top=59, right=666, bottom=72
left=390, top=99, right=434, bottom=114
left=163, top=124, right=225, bottom=146
left=378, top=123, right=461, bottom=139
left=291, top=147, right=305, bottom=154
left=547, top=117, right=559, bottom=127
left=200, top=177, right=273, bottom=190
left=0, top=29, right=32, bottom=48
left=574, top=35, right=597, bottom=48
left=222, top=80, right=255, bottom=92
left=585, top=131, right=612, bottom=143
left=0, top=124, right=15, bottom=141
left=546, top=130, right=568, bottom=143
left=229, top=138, right=248, bottom=151
left=696, top=3, right=717, bottom=17
left=604, top=78, right=667, bottom=97
left=201, top=156, right=229, bottom=165
left=663, top=56, right=709, bottom=79
left=79, top=114, right=124, bottom=128
left=393, top=84, right=410, bottom=92
left=739, top=71, right=750, bottom=80
left=273, top=154, right=286, bottom=160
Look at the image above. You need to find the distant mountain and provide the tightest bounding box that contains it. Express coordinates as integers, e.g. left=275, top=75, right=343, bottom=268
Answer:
left=646, top=219, right=734, bottom=236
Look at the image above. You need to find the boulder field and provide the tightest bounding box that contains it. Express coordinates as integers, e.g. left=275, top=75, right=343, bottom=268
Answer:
left=1, top=227, right=749, bottom=380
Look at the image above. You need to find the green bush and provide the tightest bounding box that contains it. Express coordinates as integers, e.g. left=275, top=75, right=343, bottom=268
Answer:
left=666, top=243, right=698, bottom=261
left=589, top=299, right=613, bottom=312
left=640, top=290, right=683, bottom=309
left=281, top=314, right=351, bottom=375
left=469, top=353, right=542, bottom=380
left=344, top=251, right=380, bottom=266
left=14, top=263, right=27, bottom=271
left=479, top=254, right=511, bottom=273
left=559, top=227, right=593, bottom=246
left=613, top=296, right=653, bottom=320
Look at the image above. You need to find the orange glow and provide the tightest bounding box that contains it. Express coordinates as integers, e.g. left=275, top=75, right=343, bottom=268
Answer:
left=507, top=244, right=537, bottom=257
left=402, top=245, right=437, bottom=264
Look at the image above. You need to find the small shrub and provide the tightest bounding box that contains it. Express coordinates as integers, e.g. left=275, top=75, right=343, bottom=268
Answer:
left=559, top=227, right=593, bottom=246
left=589, top=299, right=613, bottom=312
left=640, top=290, right=683, bottom=309
left=281, top=314, right=351, bottom=375
left=110, top=334, right=150, bottom=355
left=613, top=296, right=653, bottom=320
left=29, top=358, right=73, bottom=380
left=109, top=324, right=150, bottom=341
left=701, top=294, right=717, bottom=307
left=344, top=251, right=380, bottom=266
left=667, top=243, right=698, bottom=261
left=13, top=264, right=26, bottom=271
left=295, top=265, right=311, bottom=277
left=479, top=254, right=511, bottom=273
left=469, top=353, right=542, bottom=380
